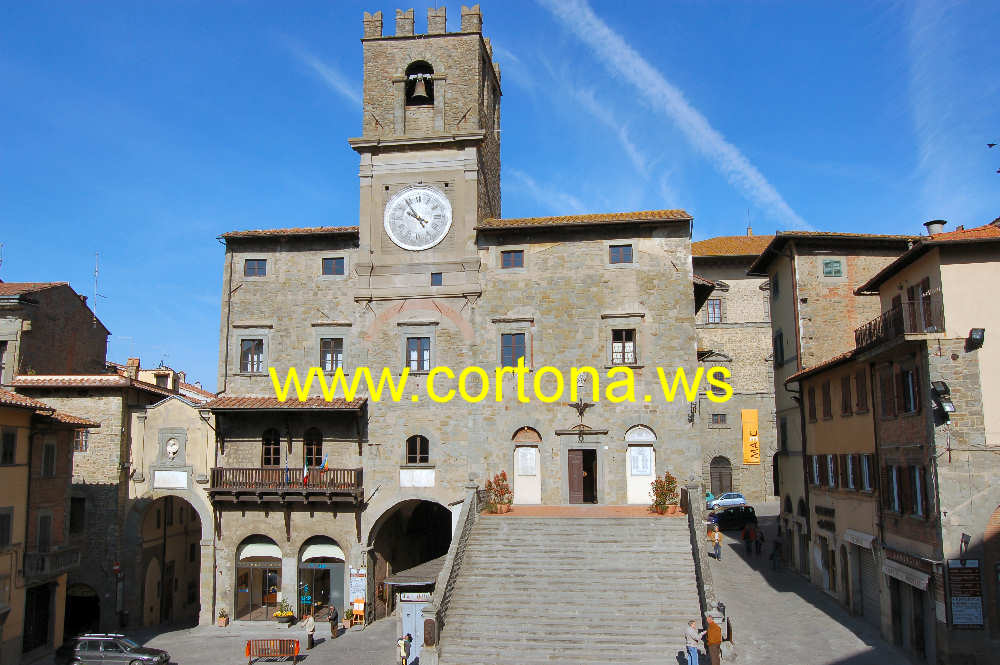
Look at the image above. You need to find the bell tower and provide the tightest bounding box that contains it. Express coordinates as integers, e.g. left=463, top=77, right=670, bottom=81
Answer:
left=350, top=6, right=501, bottom=282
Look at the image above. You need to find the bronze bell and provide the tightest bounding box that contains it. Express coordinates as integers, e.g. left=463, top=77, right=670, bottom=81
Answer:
left=411, top=77, right=430, bottom=102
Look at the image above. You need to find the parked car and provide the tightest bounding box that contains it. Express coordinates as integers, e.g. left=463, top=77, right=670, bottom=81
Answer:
left=56, top=634, right=170, bottom=665
left=707, top=492, right=746, bottom=510
left=709, top=505, right=758, bottom=531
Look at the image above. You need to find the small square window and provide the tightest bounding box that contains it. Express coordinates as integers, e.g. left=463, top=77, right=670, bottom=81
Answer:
left=406, top=435, right=429, bottom=464
left=609, top=244, right=633, bottom=264
left=320, top=338, right=344, bottom=372
left=711, top=413, right=727, bottom=425
left=406, top=337, right=431, bottom=372
left=430, top=272, right=443, bottom=286
left=706, top=299, right=722, bottom=324
left=501, top=333, right=526, bottom=367
left=822, top=260, right=843, bottom=277
left=322, top=257, right=345, bottom=276
left=1, top=430, right=15, bottom=465
left=501, top=250, right=523, bottom=268
left=240, top=339, right=265, bottom=373
left=155, top=374, right=169, bottom=388
left=244, top=259, right=266, bottom=277
left=611, top=329, right=637, bottom=365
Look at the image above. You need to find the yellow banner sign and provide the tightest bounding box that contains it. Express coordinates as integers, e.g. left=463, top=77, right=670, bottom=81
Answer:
left=742, top=409, right=760, bottom=465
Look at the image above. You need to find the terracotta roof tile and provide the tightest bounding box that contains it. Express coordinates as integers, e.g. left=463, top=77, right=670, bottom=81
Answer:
left=0, top=388, right=53, bottom=410
left=692, top=235, right=774, bottom=257
left=927, top=220, right=1000, bottom=242
left=220, top=226, right=360, bottom=240
left=747, top=231, right=920, bottom=275
left=47, top=411, right=100, bottom=427
left=203, top=396, right=366, bottom=410
left=476, top=209, right=691, bottom=230
left=11, top=374, right=176, bottom=398
left=0, top=282, right=67, bottom=297
left=692, top=273, right=716, bottom=287
left=785, top=350, right=857, bottom=385
left=180, top=382, right=216, bottom=400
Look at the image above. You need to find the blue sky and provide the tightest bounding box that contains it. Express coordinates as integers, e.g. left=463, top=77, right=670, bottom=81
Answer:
left=1, top=1, right=997, bottom=391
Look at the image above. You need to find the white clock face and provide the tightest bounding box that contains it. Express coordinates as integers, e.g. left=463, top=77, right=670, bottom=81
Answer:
left=383, top=186, right=453, bottom=251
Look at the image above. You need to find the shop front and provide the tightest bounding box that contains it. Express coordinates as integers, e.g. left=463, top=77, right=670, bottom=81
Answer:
left=235, top=536, right=282, bottom=621
left=298, top=537, right=345, bottom=622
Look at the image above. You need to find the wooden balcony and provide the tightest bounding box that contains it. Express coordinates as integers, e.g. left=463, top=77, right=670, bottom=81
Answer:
left=208, top=467, right=363, bottom=504
left=855, top=294, right=945, bottom=351
left=24, top=547, right=81, bottom=579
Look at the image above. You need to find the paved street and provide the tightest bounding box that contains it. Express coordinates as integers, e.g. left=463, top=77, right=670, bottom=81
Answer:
left=704, top=501, right=909, bottom=665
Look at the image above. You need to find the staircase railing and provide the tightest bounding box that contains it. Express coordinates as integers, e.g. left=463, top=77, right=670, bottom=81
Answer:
left=681, top=483, right=716, bottom=616
left=421, top=484, right=483, bottom=665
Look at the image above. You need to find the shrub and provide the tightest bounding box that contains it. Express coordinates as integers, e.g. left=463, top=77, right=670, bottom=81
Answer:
left=485, top=471, right=512, bottom=510
left=650, top=471, right=679, bottom=512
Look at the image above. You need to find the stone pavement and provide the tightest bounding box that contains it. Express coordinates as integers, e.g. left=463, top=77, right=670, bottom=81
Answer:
left=703, top=501, right=910, bottom=665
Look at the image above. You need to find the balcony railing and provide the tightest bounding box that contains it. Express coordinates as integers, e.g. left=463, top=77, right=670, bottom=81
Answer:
left=855, top=293, right=945, bottom=350
left=209, top=467, right=363, bottom=496
left=24, top=547, right=81, bottom=578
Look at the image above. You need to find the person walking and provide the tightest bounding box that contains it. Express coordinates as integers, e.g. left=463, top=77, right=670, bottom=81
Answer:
left=705, top=613, right=723, bottom=665
left=396, top=633, right=412, bottom=665
left=712, top=525, right=722, bottom=561
left=755, top=528, right=765, bottom=557
left=684, top=619, right=706, bottom=665
left=303, top=612, right=316, bottom=650
left=741, top=524, right=753, bottom=556
left=329, top=605, right=339, bottom=638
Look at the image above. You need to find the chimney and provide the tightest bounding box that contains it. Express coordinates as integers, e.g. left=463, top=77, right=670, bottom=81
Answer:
left=362, top=11, right=383, bottom=38
left=746, top=226, right=753, bottom=237
left=461, top=4, right=482, bottom=33
left=79, top=294, right=88, bottom=304
left=955, top=225, right=965, bottom=231
left=923, top=219, right=947, bottom=235
left=178, top=371, right=186, bottom=384
left=125, top=357, right=140, bottom=379
left=395, top=8, right=414, bottom=36
left=427, top=7, right=446, bottom=34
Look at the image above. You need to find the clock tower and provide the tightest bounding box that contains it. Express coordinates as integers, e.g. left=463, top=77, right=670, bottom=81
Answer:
left=349, top=6, right=501, bottom=296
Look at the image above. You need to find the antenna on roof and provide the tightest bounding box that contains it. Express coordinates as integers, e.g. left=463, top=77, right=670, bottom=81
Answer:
left=93, top=252, right=99, bottom=328
left=746, top=209, right=752, bottom=236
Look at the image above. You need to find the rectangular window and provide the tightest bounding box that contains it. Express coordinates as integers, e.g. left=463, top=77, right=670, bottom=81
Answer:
left=430, top=272, right=443, bottom=286
left=913, top=467, right=924, bottom=517
left=243, top=259, right=266, bottom=277
left=855, top=370, right=869, bottom=413
left=305, top=437, right=322, bottom=468
left=711, top=413, right=727, bottom=425
left=407, top=337, right=431, bottom=372
left=261, top=436, right=280, bottom=468
left=811, top=456, right=820, bottom=485
left=37, top=513, right=52, bottom=552
left=822, top=381, right=832, bottom=419
left=155, top=374, right=169, bottom=388
left=609, top=244, right=633, bottom=264
left=319, top=338, right=344, bottom=372
left=72, top=429, right=89, bottom=453
left=900, top=368, right=920, bottom=413
left=890, top=466, right=901, bottom=512
left=841, top=376, right=852, bottom=416
left=406, top=436, right=429, bottom=465
left=1, top=430, right=15, bottom=465
left=862, top=455, right=874, bottom=491
left=779, top=416, right=788, bottom=451
left=827, top=454, right=836, bottom=488
left=322, top=257, right=345, bottom=276
left=807, top=386, right=817, bottom=422
left=69, top=497, right=86, bottom=534
left=501, top=333, right=526, bottom=368
left=773, top=331, right=784, bottom=365
left=0, top=509, right=11, bottom=547
left=239, top=339, right=264, bottom=373
left=822, top=259, right=843, bottom=277
left=42, top=440, right=56, bottom=477
left=611, top=329, right=637, bottom=365
left=845, top=455, right=855, bottom=490
left=706, top=299, right=722, bottom=324
left=500, top=250, right=523, bottom=268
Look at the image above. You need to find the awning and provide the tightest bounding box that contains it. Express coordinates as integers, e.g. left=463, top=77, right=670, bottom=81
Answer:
left=238, top=541, right=281, bottom=561
left=302, top=542, right=345, bottom=562
left=383, top=556, right=446, bottom=588
left=883, top=559, right=930, bottom=590
left=843, top=529, right=875, bottom=550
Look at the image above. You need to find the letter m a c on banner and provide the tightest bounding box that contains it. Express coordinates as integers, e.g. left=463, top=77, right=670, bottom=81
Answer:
left=742, top=409, right=761, bottom=465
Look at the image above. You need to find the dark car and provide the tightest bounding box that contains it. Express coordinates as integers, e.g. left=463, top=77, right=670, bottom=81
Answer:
left=709, top=505, right=758, bottom=531
left=56, top=634, right=170, bottom=665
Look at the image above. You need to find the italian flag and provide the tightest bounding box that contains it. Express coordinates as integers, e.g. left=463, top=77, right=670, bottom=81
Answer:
left=303, top=461, right=309, bottom=486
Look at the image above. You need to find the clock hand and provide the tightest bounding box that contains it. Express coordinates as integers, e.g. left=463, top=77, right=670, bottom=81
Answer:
left=406, top=210, right=427, bottom=227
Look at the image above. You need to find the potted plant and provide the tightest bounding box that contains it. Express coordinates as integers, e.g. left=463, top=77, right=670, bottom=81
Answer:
left=217, top=608, right=229, bottom=627
left=485, top=471, right=513, bottom=513
left=649, top=471, right=679, bottom=515
left=273, top=600, right=295, bottom=624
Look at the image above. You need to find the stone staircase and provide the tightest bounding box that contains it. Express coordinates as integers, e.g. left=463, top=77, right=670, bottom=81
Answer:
left=437, top=515, right=702, bottom=665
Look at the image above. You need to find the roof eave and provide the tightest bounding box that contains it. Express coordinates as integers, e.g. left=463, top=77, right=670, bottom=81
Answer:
left=474, top=217, right=691, bottom=232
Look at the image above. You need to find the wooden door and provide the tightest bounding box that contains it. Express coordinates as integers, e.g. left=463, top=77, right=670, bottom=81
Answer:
left=568, top=450, right=584, bottom=504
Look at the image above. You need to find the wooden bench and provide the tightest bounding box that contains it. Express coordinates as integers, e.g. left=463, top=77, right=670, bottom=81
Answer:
left=245, top=638, right=300, bottom=664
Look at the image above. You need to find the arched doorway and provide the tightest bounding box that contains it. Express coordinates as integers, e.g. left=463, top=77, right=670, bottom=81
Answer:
left=298, top=536, right=345, bottom=622
left=235, top=535, right=282, bottom=621
left=512, top=427, right=542, bottom=505
left=625, top=425, right=656, bottom=504
left=710, top=456, right=733, bottom=494
left=368, top=500, right=452, bottom=620
left=135, top=496, right=203, bottom=627
left=64, top=584, right=100, bottom=637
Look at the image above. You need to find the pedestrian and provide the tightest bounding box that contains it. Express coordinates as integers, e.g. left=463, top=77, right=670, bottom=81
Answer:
left=712, top=524, right=722, bottom=561
left=330, top=604, right=339, bottom=638
left=741, top=524, right=753, bottom=556
left=704, top=613, right=723, bottom=665
left=755, top=528, right=765, bottom=556
left=684, top=618, right=706, bottom=665
left=770, top=538, right=782, bottom=571
left=396, top=633, right=412, bottom=665
left=303, top=611, right=316, bottom=650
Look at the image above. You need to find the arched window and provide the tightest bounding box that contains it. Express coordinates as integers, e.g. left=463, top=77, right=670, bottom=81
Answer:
left=405, top=61, right=434, bottom=106
left=710, top=456, right=733, bottom=494
left=625, top=425, right=656, bottom=442
left=406, top=435, right=429, bottom=464
left=304, top=428, right=323, bottom=467
left=262, top=428, right=281, bottom=467
left=512, top=427, right=541, bottom=443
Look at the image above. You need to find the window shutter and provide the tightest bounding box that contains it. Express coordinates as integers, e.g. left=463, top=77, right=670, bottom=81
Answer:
left=895, top=372, right=905, bottom=415
left=852, top=454, right=861, bottom=489
left=819, top=455, right=828, bottom=485
left=919, top=467, right=930, bottom=519
left=881, top=466, right=891, bottom=508
left=913, top=367, right=922, bottom=413
left=900, top=466, right=913, bottom=514
left=839, top=455, right=849, bottom=488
